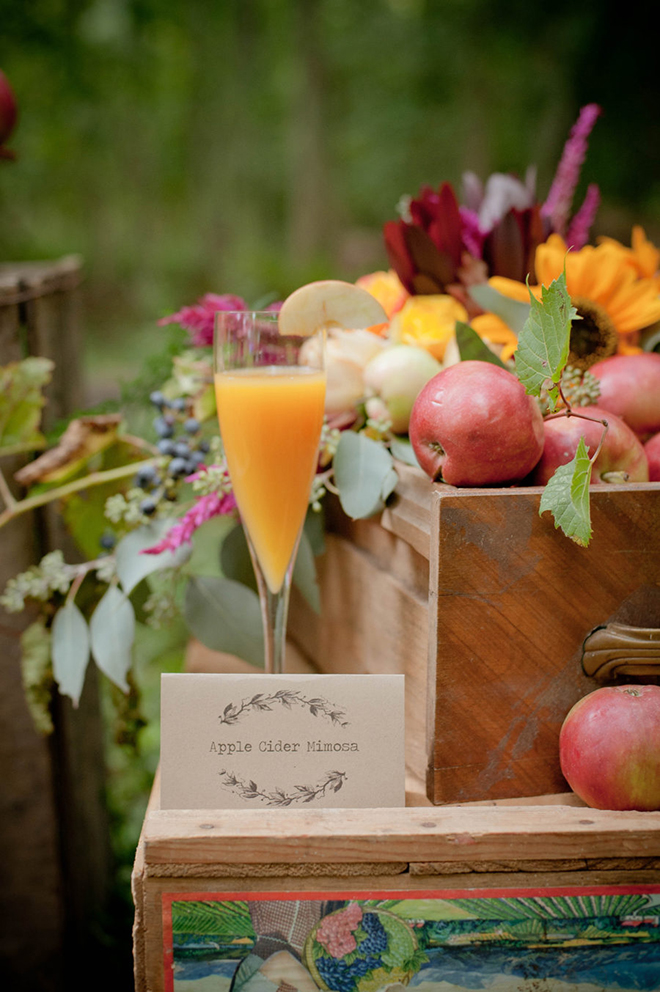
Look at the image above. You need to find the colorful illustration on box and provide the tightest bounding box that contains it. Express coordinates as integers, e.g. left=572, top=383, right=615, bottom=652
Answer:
left=163, top=886, right=660, bottom=992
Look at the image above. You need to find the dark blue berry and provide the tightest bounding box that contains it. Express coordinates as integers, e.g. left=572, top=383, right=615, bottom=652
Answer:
left=149, top=390, right=166, bottom=408
left=190, top=450, right=206, bottom=466
left=140, top=498, right=157, bottom=516
left=153, top=416, right=175, bottom=439
left=198, top=439, right=211, bottom=453
left=174, top=441, right=191, bottom=458
left=99, top=531, right=116, bottom=550
left=135, top=464, right=158, bottom=488
left=157, top=439, right=176, bottom=456
left=168, top=457, right=189, bottom=477
left=183, top=417, right=200, bottom=434
left=170, top=397, right=187, bottom=411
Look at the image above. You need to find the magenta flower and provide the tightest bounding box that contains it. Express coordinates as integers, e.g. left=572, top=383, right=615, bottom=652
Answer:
left=158, top=294, right=248, bottom=347
left=541, top=104, right=602, bottom=237
left=565, top=182, right=601, bottom=251
left=141, top=491, right=237, bottom=555
left=0, top=68, right=18, bottom=161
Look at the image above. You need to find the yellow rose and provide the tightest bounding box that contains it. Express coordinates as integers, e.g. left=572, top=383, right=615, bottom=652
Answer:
left=390, top=295, right=468, bottom=361
left=355, top=270, right=409, bottom=319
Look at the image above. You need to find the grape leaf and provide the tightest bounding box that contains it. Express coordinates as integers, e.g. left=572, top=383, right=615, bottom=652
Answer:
left=515, top=272, right=577, bottom=410
left=0, top=356, right=54, bottom=455
left=455, top=321, right=506, bottom=368
left=539, top=436, right=593, bottom=547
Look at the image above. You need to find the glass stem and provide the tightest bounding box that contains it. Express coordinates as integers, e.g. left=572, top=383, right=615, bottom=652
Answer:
left=247, top=532, right=299, bottom=675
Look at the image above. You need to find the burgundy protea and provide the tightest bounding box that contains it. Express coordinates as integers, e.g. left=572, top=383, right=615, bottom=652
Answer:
left=0, top=69, right=18, bottom=161
left=384, top=182, right=470, bottom=295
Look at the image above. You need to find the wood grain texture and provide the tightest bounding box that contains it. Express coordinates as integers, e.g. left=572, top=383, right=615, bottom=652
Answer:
left=427, top=483, right=660, bottom=803
left=141, top=784, right=660, bottom=867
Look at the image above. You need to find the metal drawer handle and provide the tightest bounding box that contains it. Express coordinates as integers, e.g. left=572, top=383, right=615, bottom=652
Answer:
left=581, top=621, right=660, bottom=681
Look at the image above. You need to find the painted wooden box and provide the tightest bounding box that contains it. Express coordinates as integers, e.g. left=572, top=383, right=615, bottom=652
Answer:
left=287, top=466, right=660, bottom=806
left=132, top=771, right=660, bottom=992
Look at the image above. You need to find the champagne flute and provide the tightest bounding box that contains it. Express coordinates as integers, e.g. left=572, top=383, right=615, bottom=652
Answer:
left=214, top=310, right=326, bottom=674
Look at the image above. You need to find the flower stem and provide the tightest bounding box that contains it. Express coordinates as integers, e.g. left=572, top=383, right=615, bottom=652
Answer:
left=0, top=458, right=154, bottom=531
left=0, top=467, right=17, bottom=512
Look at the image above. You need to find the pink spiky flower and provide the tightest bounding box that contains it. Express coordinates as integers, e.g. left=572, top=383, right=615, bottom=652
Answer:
left=541, top=104, right=602, bottom=237
left=158, top=294, right=248, bottom=347
left=141, top=491, right=237, bottom=555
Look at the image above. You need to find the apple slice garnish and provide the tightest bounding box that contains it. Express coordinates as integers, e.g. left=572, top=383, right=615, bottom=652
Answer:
left=278, top=279, right=388, bottom=337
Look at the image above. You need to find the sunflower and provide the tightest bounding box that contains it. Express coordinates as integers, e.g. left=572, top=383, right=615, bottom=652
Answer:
left=482, top=233, right=660, bottom=369
left=598, top=226, right=660, bottom=289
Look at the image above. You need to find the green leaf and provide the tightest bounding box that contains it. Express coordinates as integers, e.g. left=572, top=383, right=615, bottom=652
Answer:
left=220, top=523, right=257, bottom=592
left=115, top=519, right=192, bottom=595
left=186, top=514, right=234, bottom=578
left=89, top=586, right=136, bottom=691
left=539, top=436, right=593, bottom=547
left=389, top=435, right=421, bottom=467
left=20, top=618, right=53, bottom=735
left=0, top=356, right=54, bottom=453
left=455, top=321, right=506, bottom=368
left=303, top=505, right=326, bottom=556
left=51, top=602, right=90, bottom=706
left=468, top=283, right=530, bottom=337
left=183, top=575, right=264, bottom=667
left=334, top=431, right=398, bottom=519
left=515, top=272, right=577, bottom=410
left=293, top=529, right=320, bottom=613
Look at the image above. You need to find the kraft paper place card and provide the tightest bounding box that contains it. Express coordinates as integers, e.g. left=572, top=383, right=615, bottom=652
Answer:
left=160, top=673, right=405, bottom=809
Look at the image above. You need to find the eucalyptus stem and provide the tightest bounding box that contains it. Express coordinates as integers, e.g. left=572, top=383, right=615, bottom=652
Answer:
left=0, top=458, right=154, bottom=531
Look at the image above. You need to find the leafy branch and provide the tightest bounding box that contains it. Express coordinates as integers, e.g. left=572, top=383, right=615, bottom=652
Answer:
left=219, top=689, right=349, bottom=727
left=515, top=269, right=611, bottom=547
left=218, top=768, right=347, bottom=805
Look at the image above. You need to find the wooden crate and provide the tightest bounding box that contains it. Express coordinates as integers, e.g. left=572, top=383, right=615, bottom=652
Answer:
left=132, top=771, right=660, bottom=992
left=288, top=466, right=660, bottom=805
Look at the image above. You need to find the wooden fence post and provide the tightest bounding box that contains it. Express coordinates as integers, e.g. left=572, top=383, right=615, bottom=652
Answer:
left=0, top=258, right=113, bottom=990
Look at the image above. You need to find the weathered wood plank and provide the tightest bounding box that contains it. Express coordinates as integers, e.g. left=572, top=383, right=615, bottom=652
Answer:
left=427, top=483, right=660, bottom=803
left=143, top=799, right=660, bottom=867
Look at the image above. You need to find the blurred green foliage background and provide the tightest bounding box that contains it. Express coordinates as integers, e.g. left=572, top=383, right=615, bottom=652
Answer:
left=2, top=0, right=659, bottom=401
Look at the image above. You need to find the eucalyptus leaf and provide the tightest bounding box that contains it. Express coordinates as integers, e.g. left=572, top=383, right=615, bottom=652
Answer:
left=89, top=586, right=136, bottom=691
left=333, top=430, right=398, bottom=519
left=515, top=272, right=576, bottom=409
left=183, top=575, right=264, bottom=667
left=468, top=283, right=530, bottom=337
left=52, top=602, right=90, bottom=706
left=293, top=529, right=320, bottom=613
left=455, top=321, right=506, bottom=368
left=539, top=435, right=592, bottom=547
left=220, top=523, right=257, bottom=592
left=389, top=435, right=420, bottom=468
left=115, top=518, right=192, bottom=595
left=20, top=619, right=53, bottom=735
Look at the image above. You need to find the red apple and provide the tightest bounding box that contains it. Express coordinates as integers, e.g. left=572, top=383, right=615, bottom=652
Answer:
left=645, top=432, right=660, bottom=482
left=559, top=685, right=660, bottom=811
left=530, top=405, right=649, bottom=485
left=408, top=360, right=545, bottom=486
left=590, top=353, right=660, bottom=438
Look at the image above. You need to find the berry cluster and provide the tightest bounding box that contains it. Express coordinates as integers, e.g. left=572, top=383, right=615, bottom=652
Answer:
left=315, top=912, right=388, bottom=992
left=359, top=913, right=388, bottom=956
left=134, top=392, right=210, bottom=517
